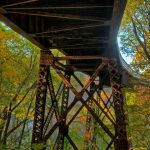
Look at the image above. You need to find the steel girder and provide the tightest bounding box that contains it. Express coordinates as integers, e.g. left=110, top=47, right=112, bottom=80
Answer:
left=54, top=73, right=71, bottom=150
left=31, top=50, right=129, bottom=150
left=108, top=60, right=128, bottom=150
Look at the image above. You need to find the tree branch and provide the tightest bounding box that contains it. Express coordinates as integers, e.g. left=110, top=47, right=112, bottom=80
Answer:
left=11, top=81, right=36, bottom=111
left=131, top=17, right=150, bottom=62
left=6, top=119, right=27, bottom=137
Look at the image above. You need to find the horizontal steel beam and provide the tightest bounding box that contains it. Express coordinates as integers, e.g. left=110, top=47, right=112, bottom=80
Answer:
left=0, top=13, right=45, bottom=49
left=30, top=22, right=111, bottom=35
left=32, top=34, right=108, bottom=39
left=7, top=10, right=108, bottom=22
left=53, top=46, right=106, bottom=50
left=35, top=35, right=108, bottom=41
left=51, top=44, right=107, bottom=50
left=1, top=0, right=38, bottom=8
left=5, top=5, right=113, bottom=10
left=55, top=56, right=111, bottom=60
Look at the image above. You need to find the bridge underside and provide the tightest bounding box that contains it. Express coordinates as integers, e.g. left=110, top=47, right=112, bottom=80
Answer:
left=0, top=0, right=129, bottom=149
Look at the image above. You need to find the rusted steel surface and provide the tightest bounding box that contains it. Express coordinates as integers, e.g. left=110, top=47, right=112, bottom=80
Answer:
left=83, top=84, right=94, bottom=150
left=108, top=60, right=129, bottom=150
left=55, top=73, right=70, bottom=150
left=31, top=51, right=129, bottom=149
left=0, top=1, right=127, bottom=79
left=31, top=64, right=48, bottom=145
left=55, top=56, right=111, bottom=61
left=0, top=0, right=129, bottom=149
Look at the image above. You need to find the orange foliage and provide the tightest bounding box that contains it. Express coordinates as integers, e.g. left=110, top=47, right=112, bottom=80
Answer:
left=79, top=115, right=87, bottom=121
left=136, top=85, right=150, bottom=105
left=84, top=131, right=91, bottom=140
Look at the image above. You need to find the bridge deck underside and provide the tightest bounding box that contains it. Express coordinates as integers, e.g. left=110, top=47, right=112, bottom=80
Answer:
left=0, top=0, right=126, bottom=84
left=0, top=1, right=129, bottom=149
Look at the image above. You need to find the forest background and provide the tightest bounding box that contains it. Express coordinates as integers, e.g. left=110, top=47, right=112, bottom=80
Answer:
left=0, top=0, right=150, bottom=149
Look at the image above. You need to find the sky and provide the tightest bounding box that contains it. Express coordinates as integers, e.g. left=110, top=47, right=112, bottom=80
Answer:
left=117, top=37, right=132, bottom=64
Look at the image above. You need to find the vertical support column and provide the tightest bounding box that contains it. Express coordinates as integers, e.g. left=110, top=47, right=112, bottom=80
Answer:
left=55, top=72, right=71, bottom=150
left=91, top=81, right=102, bottom=150
left=108, top=60, right=129, bottom=150
left=83, top=83, right=95, bottom=150
left=32, top=50, right=52, bottom=149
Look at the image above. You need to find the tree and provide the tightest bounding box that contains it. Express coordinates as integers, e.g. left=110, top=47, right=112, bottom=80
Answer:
left=119, top=0, right=150, bottom=149
left=0, top=22, right=63, bottom=149
left=0, top=22, right=39, bottom=149
left=119, top=0, right=150, bottom=78
left=125, top=85, right=150, bottom=149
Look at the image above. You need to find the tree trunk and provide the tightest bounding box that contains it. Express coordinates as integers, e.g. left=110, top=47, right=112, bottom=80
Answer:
left=2, top=104, right=12, bottom=145
left=0, top=107, right=7, bottom=142
left=18, top=96, right=34, bottom=149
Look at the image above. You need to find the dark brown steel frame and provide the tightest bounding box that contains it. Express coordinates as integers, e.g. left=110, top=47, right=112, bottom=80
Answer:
left=31, top=50, right=129, bottom=150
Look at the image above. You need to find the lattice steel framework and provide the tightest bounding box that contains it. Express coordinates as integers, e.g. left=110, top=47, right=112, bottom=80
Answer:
left=31, top=50, right=129, bottom=150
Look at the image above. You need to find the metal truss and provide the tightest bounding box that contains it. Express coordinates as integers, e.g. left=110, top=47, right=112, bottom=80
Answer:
left=54, top=73, right=71, bottom=150
left=83, top=83, right=94, bottom=150
left=31, top=50, right=129, bottom=150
